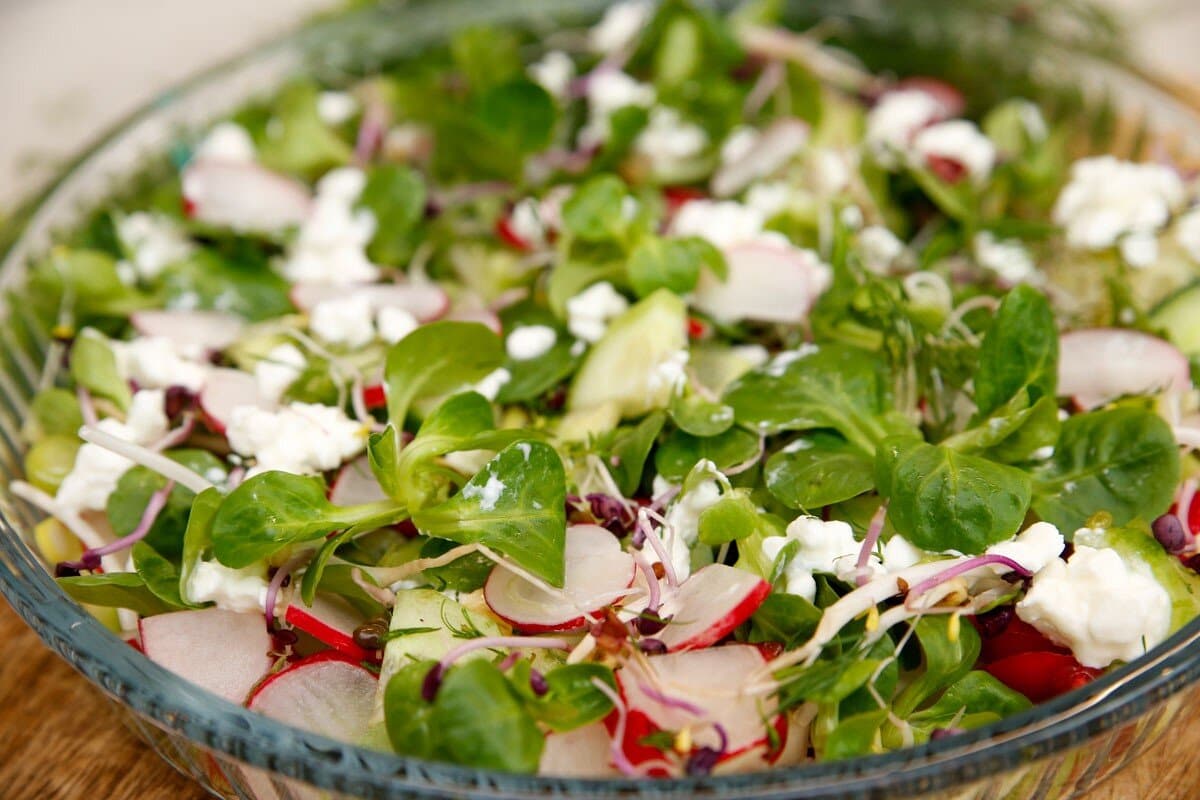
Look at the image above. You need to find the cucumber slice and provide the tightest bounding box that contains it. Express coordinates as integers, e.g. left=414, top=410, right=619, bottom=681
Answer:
left=1075, top=524, right=1200, bottom=633
left=556, top=401, right=621, bottom=442
left=567, top=289, right=687, bottom=419
left=1151, top=281, right=1200, bottom=356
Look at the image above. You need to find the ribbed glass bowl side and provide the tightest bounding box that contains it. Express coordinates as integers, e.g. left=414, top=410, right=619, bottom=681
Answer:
left=4, top=2, right=1200, bottom=799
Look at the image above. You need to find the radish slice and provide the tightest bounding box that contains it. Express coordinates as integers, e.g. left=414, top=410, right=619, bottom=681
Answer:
left=484, top=524, right=636, bottom=633
left=139, top=608, right=272, bottom=704
left=444, top=306, right=503, bottom=335
left=183, top=160, right=311, bottom=233
left=894, top=77, right=965, bottom=117
left=199, top=368, right=269, bottom=434
left=656, top=564, right=770, bottom=652
left=711, top=118, right=809, bottom=198
left=289, top=282, right=450, bottom=322
left=130, top=309, right=246, bottom=355
left=539, top=722, right=619, bottom=777
left=617, top=645, right=782, bottom=759
left=329, top=456, right=388, bottom=507
left=691, top=242, right=832, bottom=325
left=285, top=594, right=371, bottom=662
left=247, top=652, right=377, bottom=743
left=1058, top=328, right=1191, bottom=410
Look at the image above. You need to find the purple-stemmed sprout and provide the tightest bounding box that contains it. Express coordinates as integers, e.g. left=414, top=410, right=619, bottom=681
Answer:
left=76, top=385, right=98, bottom=427
left=58, top=480, right=175, bottom=574
left=855, top=503, right=888, bottom=587
left=264, top=553, right=310, bottom=631
left=497, top=651, right=522, bottom=672
left=638, top=684, right=706, bottom=717
left=354, top=100, right=388, bottom=165
left=589, top=677, right=641, bottom=778
left=637, top=508, right=680, bottom=589
left=723, top=436, right=765, bottom=477
left=904, top=555, right=1031, bottom=610
left=631, top=549, right=662, bottom=615
left=649, top=483, right=680, bottom=514
left=421, top=636, right=571, bottom=700
left=225, top=465, right=247, bottom=491
left=149, top=413, right=196, bottom=452
left=743, top=59, right=786, bottom=116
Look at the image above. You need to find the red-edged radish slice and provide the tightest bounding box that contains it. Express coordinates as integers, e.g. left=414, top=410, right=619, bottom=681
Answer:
left=444, top=306, right=503, bottom=335
left=657, top=564, right=770, bottom=652
left=285, top=594, right=371, bottom=662
left=616, top=645, right=784, bottom=761
left=361, top=383, right=387, bottom=410
left=130, top=309, right=246, bottom=354
left=329, top=456, right=388, bottom=507
left=1058, top=328, right=1191, bottom=410
left=485, top=524, right=636, bottom=633
left=691, top=242, right=832, bottom=326
left=139, top=608, right=272, bottom=704
left=496, top=216, right=535, bottom=252
left=183, top=160, right=311, bottom=233
left=247, top=652, right=377, bottom=743
left=289, top=282, right=450, bottom=322
left=199, top=368, right=269, bottom=434
left=894, top=77, right=965, bottom=117
left=539, top=722, right=619, bottom=777
left=711, top=118, right=809, bottom=198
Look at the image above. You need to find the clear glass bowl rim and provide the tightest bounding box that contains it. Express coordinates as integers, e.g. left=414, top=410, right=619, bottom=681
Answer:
left=2, top=1, right=1200, bottom=797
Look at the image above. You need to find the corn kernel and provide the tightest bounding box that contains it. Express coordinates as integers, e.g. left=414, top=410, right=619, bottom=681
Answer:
left=947, top=612, right=961, bottom=643
left=34, top=517, right=82, bottom=564
left=673, top=727, right=693, bottom=755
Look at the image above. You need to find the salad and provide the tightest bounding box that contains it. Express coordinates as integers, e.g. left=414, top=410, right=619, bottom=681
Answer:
left=11, top=0, right=1200, bottom=780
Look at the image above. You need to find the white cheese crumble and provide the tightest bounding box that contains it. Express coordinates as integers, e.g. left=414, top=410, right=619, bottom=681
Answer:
left=808, top=148, right=854, bottom=196
left=461, top=474, right=506, bottom=511
left=1052, top=156, right=1185, bottom=254
left=578, top=71, right=656, bottom=148
left=112, top=336, right=209, bottom=392
left=720, top=126, right=760, bottom=166
left=986, top=521, right=1064, bottom=575
left=472, top=368, right=512, bottom=401
left=865, top=89, right=945, bottom=168
left=55, top=390, right=169, bottom=513
left=309, top=293, right=376, bottom=348
left=857, top=225, right=905, bottom=274
left=1175, top=207, right=1200, bottom=263
left=1017, top=544, right=1171, bottom=668
left=881, top=535, right=925, bottom=571
left=635, top=107, right=709, bottom=175
left=763, top=516, right=882, bottom=601
left=226, top=402, right=366, bottom=476
left=974, top=231, right=1037, bottom=284
left=506, top=325, right=558, bottom=361
left=376, top=306, right=419, bottom=345
left=566, top=281, right=630, bottom=343
left=184, top=560, right=271, bottom=614
left=589, top=0, right=652, bottom=54
left=911, top=120, right=997, bottom=183
left=744, top=182, right=796, bottom=220
left=662, top=476, right=724, bottom=581
left=647, top=348, right=689, bottom=399
left=115, top=213, right=194, bottom=281
left=194, top=122, right=257, bottom=163
left=254, top=343, right=307, bottom=404
left=670, top=199, right=789, bottom=250
left=529, top=50, right=576, bottom=98
left=316, top=91, right=358, bottom=126
left=280, top=166, right=380, bottom=285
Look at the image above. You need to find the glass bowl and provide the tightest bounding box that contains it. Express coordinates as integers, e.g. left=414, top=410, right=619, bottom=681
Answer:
left=2, top=2, right=1200, bottom=798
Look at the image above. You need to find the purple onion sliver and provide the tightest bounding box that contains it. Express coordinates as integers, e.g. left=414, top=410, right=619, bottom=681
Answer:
left=497, top=651, right=522, bottom=672
left=712, top=722, right=729, bottom=754
left=76, top=386, right=98, bottom=428
left=905, top=554, right=1031, bottom=609
left=856, top=503, right=888, bottom=587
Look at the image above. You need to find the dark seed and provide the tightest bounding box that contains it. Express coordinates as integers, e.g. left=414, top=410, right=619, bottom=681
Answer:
left=54, top=562, right=81, bottom=578
left=974, top=606, right=1014, bottom=639
left=638, top=638, right=668, bottom=654
left=1185, top=554, right=1200, bottom=574
left=635, top=615, right=668, bottom=636
left=163, top=386, right=195, bottom=419
left=273, top=629, right=298, bottom=647
left=931, top=727, right=966, bottom=740
left=529, top=669, right=549, bottom=696
left=651, top=562, right=666, bottom=580
left=353, top=622, right=386, bottom=651
left=421, top=664, right=445, bottom=702
left=1152, top=513, right=1190, bottom=554
left=684, top=747, right=722, bottom=776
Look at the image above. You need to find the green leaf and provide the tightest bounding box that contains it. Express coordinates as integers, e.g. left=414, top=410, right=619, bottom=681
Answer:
left=765, top=433, right=876, bottom=510
left=420, top=537, right=495, bottom=593
left=107, top=450, right=227, bottom=560
left=475, top=79, right=557, bottom=155
left=211, top=472, right=407, bottom=568
left=161, top=250, right=293, bottom=322
left=654, top=426, right=761, bottom=482
left=432, top=659, right=544, bottom=772
left=973, top=285, right=1058, bottom=418
left=496, top=303, right=582, bottom=404
left=26, top=388, right=84, bottom=440
left=28, top=248, right=154, bottom=321
left=131, top=542, right=191, bottom=609
left=724, top=345, right=906, bottom=454
left=368, top=425, right=403, bottom=500
left=257, top=81, right=352, bottom=179
left=57, top=572, right=175, bottom=616
left=944, top=392, right=1061, bottom=465
left=604, top=411, right=667, bottom=496
left=300, top=528, right=357, bottom=606
left=358, top=165, right=427, bottom=265
left=909, top=671, right=1031, bottom=735
left=893, top=616, right=982, bottom=717
left=413, top=442, right=567, bottom=587
left=748, top=592, right=822, bottom=648
left=450, top=26, right=522, bottom=91
left=384, top=660, right=444, bottom=759
left=669, top=392, right=735, bottom=437
left=561, top=175, right=630, bottom=243
left=883, top=441, right=1033, bottom=553
left=824, top=709, right=888, bottom=760
left=71, top=328, right=131, bottom=411
left=179, top=487, right=222, bottom=597
left=512, top=662, right=616, bottom=732
left=696, top=491, right=760, bottom=546
left=384, top=321, right=505, bottom=427
left=627, top=236, right=726, bottom=298
left=776, top=656, right=882, bottom=709
left=1033, top=407, right=1180, bottom=532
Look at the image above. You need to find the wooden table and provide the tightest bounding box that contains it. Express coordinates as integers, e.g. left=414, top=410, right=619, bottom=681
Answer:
left=1, top=598, right=1197, bottom=800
